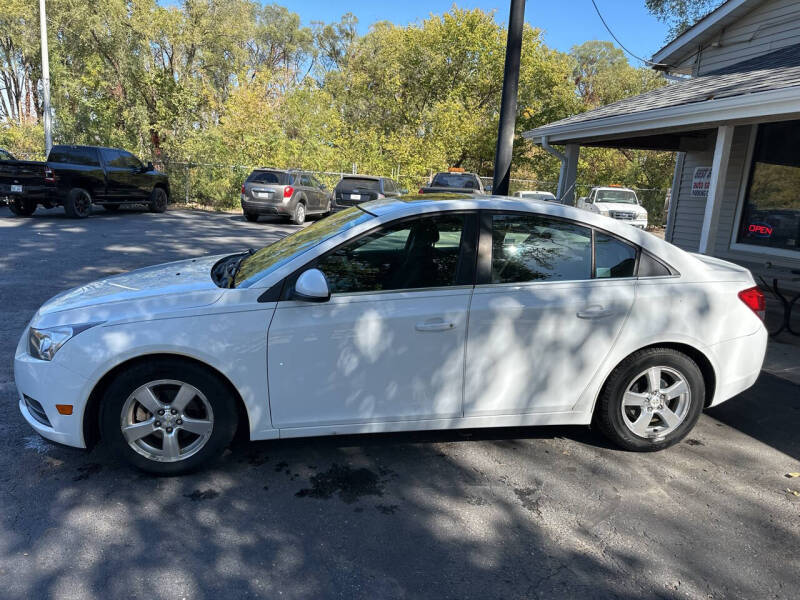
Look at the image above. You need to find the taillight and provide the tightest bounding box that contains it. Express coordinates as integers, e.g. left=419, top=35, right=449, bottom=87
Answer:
left=738, top=286, right=766, bottom=321
left=44, top=167, right=56, bottom=183
left=241, top=184, right=245, bottom=195
left=418, top=188, right=424, bottom=194
left=283, top=186, right=293, bottom=198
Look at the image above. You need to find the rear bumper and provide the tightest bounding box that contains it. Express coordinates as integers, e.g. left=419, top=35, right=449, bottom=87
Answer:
left=707, top=326, right=768, bottom=407
left=241, top=196, right=291, bottom=216
left=1, top=185, right=53, bottom=202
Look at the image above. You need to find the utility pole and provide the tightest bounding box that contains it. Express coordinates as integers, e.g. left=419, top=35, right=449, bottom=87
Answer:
left=492, top=0, right=526, bottom=196
left=39, top=0, right=53, bottom=154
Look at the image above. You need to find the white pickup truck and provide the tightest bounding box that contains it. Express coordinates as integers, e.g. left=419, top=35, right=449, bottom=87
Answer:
left=577, top=186, right=648, bottom=229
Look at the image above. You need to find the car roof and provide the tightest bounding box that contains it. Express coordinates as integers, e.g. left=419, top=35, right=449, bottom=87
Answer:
left=340, top=174, right=382, bottom=180
left=594, top=186, right=635, bottom=192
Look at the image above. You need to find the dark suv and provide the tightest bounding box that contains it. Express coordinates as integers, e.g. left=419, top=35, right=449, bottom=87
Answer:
left=333, top=175, right=405, bottom=209
left=241, top=168, right=332, bottom=225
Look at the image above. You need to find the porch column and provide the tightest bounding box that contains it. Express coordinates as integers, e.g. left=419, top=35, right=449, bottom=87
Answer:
left=557, top=144, right=580, bottom=206
left=698, top=125, right=734, bottom=254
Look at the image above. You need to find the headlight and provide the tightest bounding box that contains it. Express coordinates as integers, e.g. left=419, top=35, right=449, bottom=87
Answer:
left=598, top=209, right=610, bottom=216
left=28, top=323, right=100, bottom=361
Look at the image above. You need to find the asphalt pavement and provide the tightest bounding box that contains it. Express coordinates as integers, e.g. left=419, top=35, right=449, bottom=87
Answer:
left=1, top=205, right=798, bottom=600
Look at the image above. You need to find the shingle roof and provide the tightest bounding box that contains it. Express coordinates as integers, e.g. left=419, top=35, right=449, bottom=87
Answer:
left=525, top=43, right=800, bottom=139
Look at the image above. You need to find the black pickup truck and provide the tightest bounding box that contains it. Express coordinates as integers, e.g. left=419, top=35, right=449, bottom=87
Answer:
left=1, top=144, right=169, bottom=218
left=418, top=171, right=486, bottom=195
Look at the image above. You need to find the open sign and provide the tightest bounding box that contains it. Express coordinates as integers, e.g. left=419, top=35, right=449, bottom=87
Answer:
left=747, top=223, right=773, bottom=237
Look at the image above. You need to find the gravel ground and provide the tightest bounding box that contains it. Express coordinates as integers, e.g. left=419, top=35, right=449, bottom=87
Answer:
left=1, top=205, right=798, bottom=600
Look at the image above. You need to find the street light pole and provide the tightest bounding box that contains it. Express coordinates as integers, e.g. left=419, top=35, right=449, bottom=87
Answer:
left=492, top=0, right=526, bottom=197
left=39, top=0, right=53, bottom=155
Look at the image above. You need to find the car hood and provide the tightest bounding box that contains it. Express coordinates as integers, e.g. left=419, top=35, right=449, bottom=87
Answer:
left=34, top=255, right=226, bottom=324
left=596, top=202, right=647, bottom=215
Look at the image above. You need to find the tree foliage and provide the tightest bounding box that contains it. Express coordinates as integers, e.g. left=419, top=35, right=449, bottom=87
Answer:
left=645, top=0, right=725, bottom=37
left=1, top=1, right=673, bottom=208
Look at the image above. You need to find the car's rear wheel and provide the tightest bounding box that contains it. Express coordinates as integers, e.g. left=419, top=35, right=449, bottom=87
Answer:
left=148, top=187, right=168, bottom=213
left=594, top=348, right=704, bottom=452
left=100, top=360, right=238, bottom=475
left=64, top=188, right=92, bottom=218
left=244, top=211, right=259, bottom=222
left=8, top=198, right=36, bottom=216
left=291, top=201, right=306, bottom=225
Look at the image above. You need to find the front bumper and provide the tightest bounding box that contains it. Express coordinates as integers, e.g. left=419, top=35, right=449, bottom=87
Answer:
left=14, top=349, right=90, bottom=448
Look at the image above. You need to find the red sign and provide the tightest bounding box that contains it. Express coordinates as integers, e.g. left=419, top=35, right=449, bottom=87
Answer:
left=747, top=223, right=773, bottom=237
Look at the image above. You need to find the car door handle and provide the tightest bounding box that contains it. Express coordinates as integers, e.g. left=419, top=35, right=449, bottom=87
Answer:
left=577, top=305, right=615, bottom=319
left=415, top=319, right=456, bottom=332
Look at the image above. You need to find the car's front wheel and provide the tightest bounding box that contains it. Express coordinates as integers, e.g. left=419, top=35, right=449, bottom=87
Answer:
left=594, top=348, right=705, bottom=452
left=100, top=359, right=238, bottom=474
left=148, top=187, right=168, bottom=213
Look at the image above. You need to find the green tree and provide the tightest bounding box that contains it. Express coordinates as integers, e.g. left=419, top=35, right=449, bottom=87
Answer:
left=645, top=0, right=725, bottom=37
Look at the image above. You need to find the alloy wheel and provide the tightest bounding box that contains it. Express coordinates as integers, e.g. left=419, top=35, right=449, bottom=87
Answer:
left=120, top=379, right=214, bottom=463
left=620, top=366, right=691, bottom=440
left=74, top=190, right=92, bottom=217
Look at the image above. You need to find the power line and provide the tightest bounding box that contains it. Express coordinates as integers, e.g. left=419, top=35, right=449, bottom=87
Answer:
left=589, top=0, right=668, bottom=68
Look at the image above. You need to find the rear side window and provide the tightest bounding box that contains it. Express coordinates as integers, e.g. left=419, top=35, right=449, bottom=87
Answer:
left=490, top=214, right=592, bottom=283
left=336, top=178, right=380, bottom=193
left=247, top=170, right=286, bottom=184
left=594, top=233, right=636, bottom=278
left=638, top=252, right=672, bottom=277
left=49, top=146, right=99, bottom=166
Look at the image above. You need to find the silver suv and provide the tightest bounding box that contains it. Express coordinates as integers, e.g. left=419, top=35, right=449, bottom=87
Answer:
left=241, top=168, right=332, bottom=225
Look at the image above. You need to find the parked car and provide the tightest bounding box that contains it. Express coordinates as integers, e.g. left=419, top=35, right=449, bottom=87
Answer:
left=1, top=144, right=169, bottom=218
left=333, top=175, right=405, bottom=209
left=419, top=169, right=486, bottom=194
left=15, top=195, right=767, bottom=474
left=577, top=186, right=648, bottom=229
left=513, top=190, right=558, bottom=202
left=241, top=168, right=331, bottom=225
left=1, top=148, right=53, bottom=213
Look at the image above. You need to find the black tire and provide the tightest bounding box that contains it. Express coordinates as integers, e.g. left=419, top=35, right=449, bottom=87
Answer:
left=148, top=187, right=168, bottom=213
left=593, top=348, right=705, bottom=452
left=8, top=197, right=36, bottom=216
left=99, top=359, right=238, bottom=475
left=103, top=204, right=121, bottom=212
left=291, top=200, right=306, bottom=225
left=244, top=211, right=259, bottom=222
left=64, top=188, right=93, bottom=218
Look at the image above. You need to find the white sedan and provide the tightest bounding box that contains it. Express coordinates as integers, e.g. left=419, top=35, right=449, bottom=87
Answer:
left=15, top=196, right=768, bottom=474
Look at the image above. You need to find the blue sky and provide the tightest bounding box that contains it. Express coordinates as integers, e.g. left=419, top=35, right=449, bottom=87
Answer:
left=282, top=0, right=672, bottom=65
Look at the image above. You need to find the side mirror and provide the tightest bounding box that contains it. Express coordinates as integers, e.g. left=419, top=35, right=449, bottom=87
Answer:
left=144, top=161, right=154, bottom=172
left=293, top=268, right=330, bottom=302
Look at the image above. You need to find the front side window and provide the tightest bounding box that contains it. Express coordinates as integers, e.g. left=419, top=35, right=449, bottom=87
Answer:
left=315, top=214, right=468, bottom=294
left=736, top=120, right=800, bottom=253
left=491, top=214, right=592, bottom=283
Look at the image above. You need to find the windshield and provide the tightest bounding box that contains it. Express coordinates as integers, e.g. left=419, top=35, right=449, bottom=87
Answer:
left=0, top=149, right=15, bottom=161
left=233, top=207, right=375, bottom=287
left=595, top=190, right=638, bottom=204
left=336, top=177, right=380, bottom=192
left=431, top=173, right=479, bottom=189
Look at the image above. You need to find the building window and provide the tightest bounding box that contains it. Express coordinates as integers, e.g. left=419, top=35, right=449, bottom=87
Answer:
left=737, top=120, right=800, bottom=252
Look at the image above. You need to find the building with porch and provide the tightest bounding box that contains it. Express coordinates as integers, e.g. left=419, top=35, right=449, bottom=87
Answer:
left=524, top=0, right=800, bottom=286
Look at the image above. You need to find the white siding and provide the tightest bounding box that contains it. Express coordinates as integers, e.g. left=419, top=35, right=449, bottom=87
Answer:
left=667, top=135, right=716, bottom=252
left=697, top=0, right=800, bottom=75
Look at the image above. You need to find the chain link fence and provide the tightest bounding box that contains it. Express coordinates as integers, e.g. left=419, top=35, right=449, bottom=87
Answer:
left=4, top=151, right=670, bottom=226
